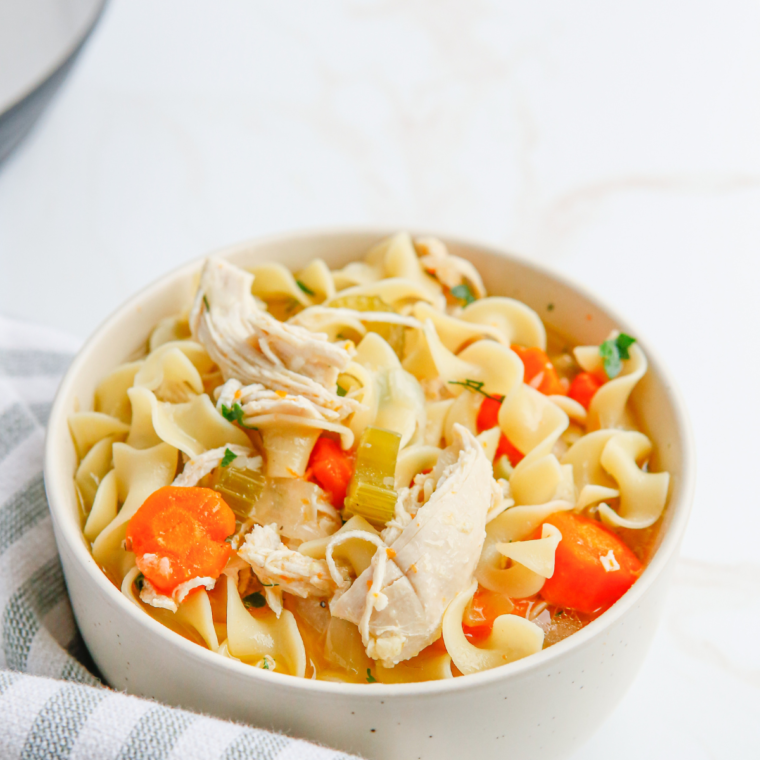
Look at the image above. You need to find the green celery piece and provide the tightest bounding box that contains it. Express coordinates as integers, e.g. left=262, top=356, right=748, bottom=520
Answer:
left=329, top=295, right=404, bottom=356
left=212, top=466, right=265, bottom=520
left=344, top=426, right=401, bottom=527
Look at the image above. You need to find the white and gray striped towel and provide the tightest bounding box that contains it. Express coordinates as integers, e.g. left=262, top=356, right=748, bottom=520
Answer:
left=0, top=314, right=361, bottom=760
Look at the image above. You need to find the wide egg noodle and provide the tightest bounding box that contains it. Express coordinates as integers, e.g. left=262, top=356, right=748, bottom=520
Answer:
left=133, top=340, right=216, bottom=404
left=249, top=263, right=311, bottom=307
left=95, top=362, right=143, bottom=423
left=325, top=278, right=438, bottom=310
left=296, top=259, right=335, bottom=302
left=74, top=435, right=115, bottom=511
left=495, top=523, right=562, bottom=579
left=499, top=384, right=570, bottom=505
left=423, top=398, right=453, bottom=446
left=148, top=315, right=192, bottom=352
left=394, top=445, right=441, bottom=490
left=575, top=337, right=647, bottom=431
left=68, top=412, right=129, bottom=460
left=476, top=500, right=574, bottom=598
left=224, top=576, right=306, bottom=676
left=403, top=321, right=524, bottom=399
left=126, top=387, right=251, bottom=457
left=459, top=297, right=547, bottom=350
left=363, top=232, right=442, bottom=302
left=597, top=431, right=670, bottom=529
left=175, top=588, right=219, bottom=651
left=299, top=515, right=380, bottom=579
left=443, top=392, right=481, bottom=446
left=442, top=581, right=544, bottom=676
left=376, top=649, right=453, bottom=683
left=83, top=469, right=118, bottom=543
left=411, top=302, right=504, bottom=354
left=91, top=442, right=178, bottom=584
left=348, top=333, right=426, bottom=449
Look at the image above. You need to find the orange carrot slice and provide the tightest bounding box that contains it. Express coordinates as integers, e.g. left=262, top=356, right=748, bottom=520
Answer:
left=308, top=437, right=354, bottom=508
left=511, top=345, right=566, bottom=396
left=538, top=512, right=642, bottom=614
left=126, top=486, right=235, bottom=595
left=568, top=371, right=604, bottom=409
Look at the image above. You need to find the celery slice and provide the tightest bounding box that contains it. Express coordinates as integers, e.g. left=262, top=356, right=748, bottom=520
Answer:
left=344, top=427, right=401, bottom=527
left=212, top=466, right=265, bottom=519
left=329, top=295, right=404, bottom=356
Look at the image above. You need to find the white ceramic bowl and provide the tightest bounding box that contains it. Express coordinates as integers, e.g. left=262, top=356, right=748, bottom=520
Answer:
left=45, top=230, right=695, bottom=760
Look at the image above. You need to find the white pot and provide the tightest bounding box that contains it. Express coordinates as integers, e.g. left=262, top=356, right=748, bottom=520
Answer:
left=45, top=230, right=695, bottom=760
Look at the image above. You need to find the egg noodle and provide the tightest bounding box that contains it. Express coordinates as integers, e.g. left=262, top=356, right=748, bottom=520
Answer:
left=70, top=234, right=670, bottom=684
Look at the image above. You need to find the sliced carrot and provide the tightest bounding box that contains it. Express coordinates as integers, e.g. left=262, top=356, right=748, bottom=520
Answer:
left=308, top=437, right=354, bottom=508
left=511, top=345, right=566, bottom=396
left=568, top=372, right=604, bottom=409
left=495, top=434, right=524, bottom=467
left=476, top=396, right=501, bottom=433
left=538, top=512, right=643, bottom=614
left=462, top=586, right=515, bottom=643
left=126, top=486, right=235, bottom=595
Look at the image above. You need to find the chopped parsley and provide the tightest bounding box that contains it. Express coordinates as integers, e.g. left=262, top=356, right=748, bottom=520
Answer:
left=296, top=279, right=315, bottom=296
left=262, top=658, right=270, bottom=670
left=260, top=581, right=279, bottom=587
left=366, top=668, right=377, bottom=684
left=221, top=402, right=257, bottom=430
left=450, top=283, right=476, bottom=306
left=203, top=294, right=210, bottom=310
left=336, top=385, right=347, bottom=397
left=134, top=573, right=145, bottom=593
left=554, top=609, right=565, bottom=618
left=220, top=448, right=238, bottom=468
left=599, top=333, right=636, bottom=379
left=547, top=303, right=555, bottom=311
left=243, top=592, right=266, bottom=609
left=448, top=378, right=504, bottom=401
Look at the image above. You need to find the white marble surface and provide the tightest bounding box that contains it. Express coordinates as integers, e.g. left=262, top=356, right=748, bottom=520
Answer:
left=1, top=0, right=758, bottom=755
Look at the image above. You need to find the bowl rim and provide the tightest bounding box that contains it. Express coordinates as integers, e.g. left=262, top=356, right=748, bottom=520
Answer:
left=44, top=227, right=696, bottom=697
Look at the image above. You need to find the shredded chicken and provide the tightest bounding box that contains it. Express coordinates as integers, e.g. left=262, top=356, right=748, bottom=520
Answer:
left=171, top=444, right=260, bottom=488
left=215, top=378, right=341, bottom=422
left=189, top=258, right=360, bottom=418
left=238, top=524, right=337, bottom=599
left=330, top=424, right=499, bottom=665
left=416, top=237, right=486, bottom=298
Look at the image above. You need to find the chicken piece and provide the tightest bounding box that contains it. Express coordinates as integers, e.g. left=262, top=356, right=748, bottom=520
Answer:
left=189, top=258, right=360, bottom=418
left=238, top=524, right=336, bottom=599
left=216, top=378, right=341, bottom=422
left=330, top=424, right=499, bottom=665
left=416, top=237, right=486, bottom=298
left=171, top=444, right=261, bottom=488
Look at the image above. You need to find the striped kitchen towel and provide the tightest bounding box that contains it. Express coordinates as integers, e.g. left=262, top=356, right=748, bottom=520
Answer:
left=0, top=315, right=361, bottom=760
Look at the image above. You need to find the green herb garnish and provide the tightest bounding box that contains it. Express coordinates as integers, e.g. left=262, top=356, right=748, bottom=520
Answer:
left=221, top=402, right=257, bottom=430
left=262, top=658, right=270, bottom=670
left=554, top=609, right=564, bottom=618
left=220, top=448, right=238, bottom=468
left=135, top=573, right=145, bottom=593
left=260, top=581, right=279, bottom=587
left=547, top=303, right=554, bottom=311
left=203, top=295, right=210, bottom=310
left=296, top=279, right=315, bottom=296
left=448, top=379, right=504, bottom=401
left=599, top=333, right=636, bottom=379
left=243, top=592, right=266, bottom=609
left=450, top=283, right=476, bottom=306
left=336, top=385, right=347, bottom=397
left=366, top=668, right=377, bottom=683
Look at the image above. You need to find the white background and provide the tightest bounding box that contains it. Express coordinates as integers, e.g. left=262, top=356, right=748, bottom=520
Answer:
left=1, top=1, right=758, bottom=756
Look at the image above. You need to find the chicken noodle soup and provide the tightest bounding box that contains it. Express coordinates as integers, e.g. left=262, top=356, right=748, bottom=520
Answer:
left=70, top=234, right=670, bottom=683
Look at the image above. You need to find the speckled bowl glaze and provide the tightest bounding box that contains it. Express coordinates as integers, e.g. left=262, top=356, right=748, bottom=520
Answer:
left=45, top=230, right=695, bottom=760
